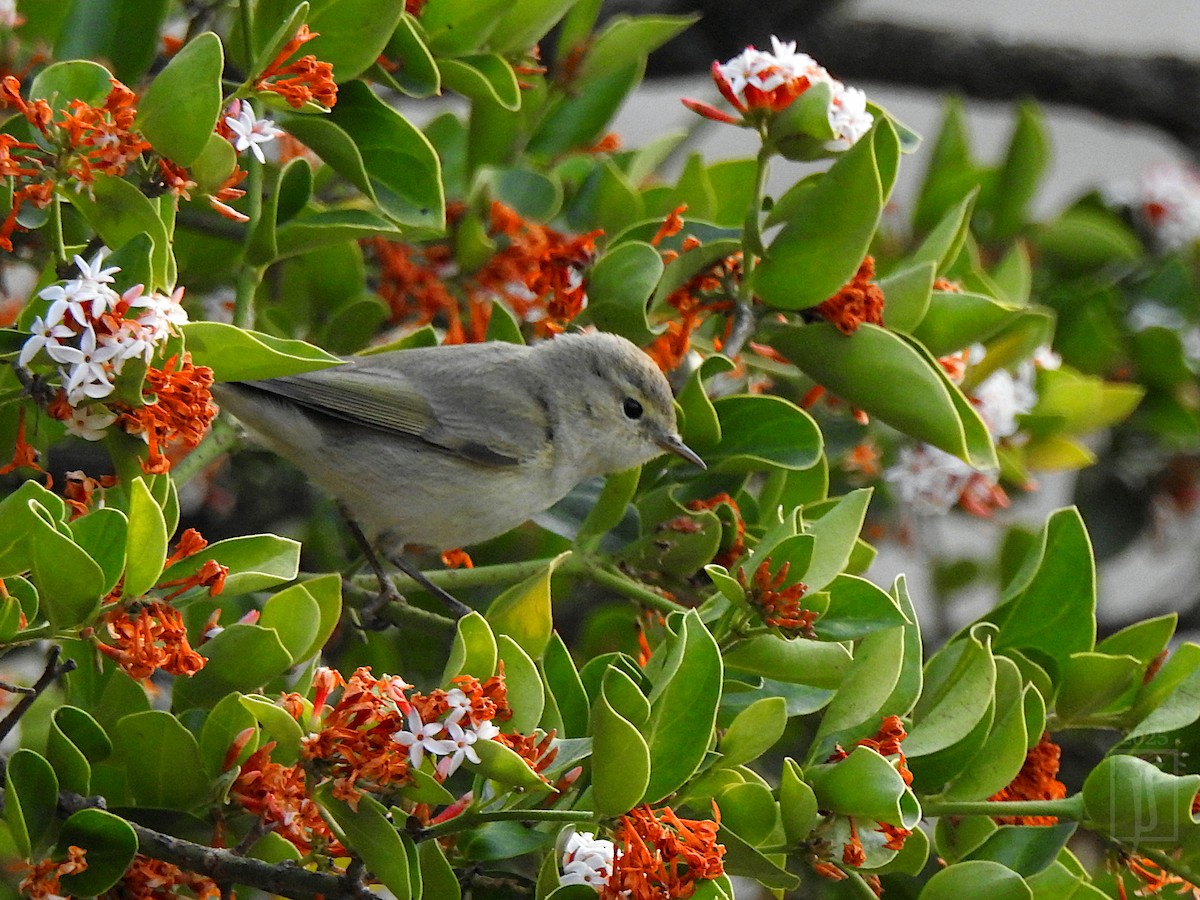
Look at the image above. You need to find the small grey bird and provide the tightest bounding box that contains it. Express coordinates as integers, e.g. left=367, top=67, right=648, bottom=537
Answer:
left=214, top=331, right=703, bottom=615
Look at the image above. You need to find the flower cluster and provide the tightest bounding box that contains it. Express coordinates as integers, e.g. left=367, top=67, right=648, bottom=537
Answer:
left=16, top=845, right=87, bottom=900
left=560, top=805, right=725, bottom=899
left=18, top=250, right=216, bottom=471
left=255, top=24, right=338, bottom=110
left=816, top=256, right=885, bottom=335
left=1108, top=161, right=1200, bottom=252
left=738, top=558, right=818, bottom=637
left=232, top=740, right=344, bottom=854
left=371, top=201, right=601, bottom=342
left=684, top=37, right=873, bottom=148
left=987, top=732, right=1067, bottom=826
left=112, top=855, right=221, bottom=900
left=0, top=76, right=149, bottom=248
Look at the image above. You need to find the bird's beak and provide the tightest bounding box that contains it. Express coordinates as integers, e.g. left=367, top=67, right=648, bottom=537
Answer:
left=658, top=433, right=706, bottom=469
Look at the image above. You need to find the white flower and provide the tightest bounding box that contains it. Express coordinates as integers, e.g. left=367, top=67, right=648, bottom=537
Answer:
left=826, top=83, right=873, bottom=149
left=442, top=688, right=474, bottom=721
left=49, top=326, right=121, bottom=405
left=74, top=249, right=120, bottom=285
left=716, top=46, right=772, bottom=96
left=393, top=708, right=455, bottom=769
left=225, top=101, right=285, bottom=164
left=973, top=368, right=1037, bottom=439
left=768, top=36, right=820, bottom=82
left=436, top=718, right=483, bottom=779
left=97, top=320, right=153, bottom=371
left=1133, top=163, right=1200, bottom=251
left=560, top=831, right=615, bottom=890
left=62, top=404, right=118, bottom=441
left=130, top=286, right=188, bottom=343
left=472, top=718, right=500, bottom=741
left=885, top=444, right=977, bottom=515
left=1031, top=345, right=1061, bottom=371
left=0, top=0, right=21, bottom=29
left=20, top=316, right=74, bottom=367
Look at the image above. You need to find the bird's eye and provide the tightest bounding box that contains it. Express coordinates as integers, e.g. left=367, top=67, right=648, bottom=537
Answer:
left=623, top=397, right=644, bottom=420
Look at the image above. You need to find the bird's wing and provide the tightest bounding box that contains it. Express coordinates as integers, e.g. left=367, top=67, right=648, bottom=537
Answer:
left=243, top=353, right=539, bottom=467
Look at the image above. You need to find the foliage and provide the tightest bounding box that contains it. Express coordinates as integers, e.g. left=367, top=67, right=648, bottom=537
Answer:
left=0, top=3, right=1196, bottom=900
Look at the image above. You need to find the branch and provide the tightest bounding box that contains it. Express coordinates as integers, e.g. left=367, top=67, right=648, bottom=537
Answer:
left=0, top=646, right=76, bottom=745
left=620, top=0, right=1200, bottom=155
left=57, top=792, right=375, bottom=900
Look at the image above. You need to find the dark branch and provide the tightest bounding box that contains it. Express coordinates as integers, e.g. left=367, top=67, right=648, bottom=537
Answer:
left=620, top=1, right=1200, bottom=155
left=56, top=792, right=376, bottom=900
left=0, top=647, right=76, bottom=745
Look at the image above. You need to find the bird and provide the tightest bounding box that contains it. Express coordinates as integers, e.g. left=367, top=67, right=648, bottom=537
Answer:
left=213, top=331, right=704, bottom=617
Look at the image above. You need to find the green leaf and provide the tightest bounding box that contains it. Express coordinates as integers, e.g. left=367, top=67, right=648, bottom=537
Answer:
left=769, top=322, right=997, bottom=469
left=576, top=14, right=699, bottom=83
left=811, top=624, right=905, bottom=762
left=580, top=240, right=663, bottom=344
left=987, top=103, right=1050, bottom=241
left=528, top=63, right=641, bottom=157
left=708, top=395, right=822, bottom=471
left=326, top=80, right=444, bottom=230
left=6, top=749, right=59, bottom=856
left=57, top=809, right=138, bottom=898
left=779, top=758, right=819, bottom=843
left=907, top=626, right=997, bottom=758
left=470, top=737, right=553, bottom=791
left=199, top=692, right=258, bottom=777
left=718, top=697, right=787, bottom=769
left=913, top=291, right=1047, bottom=358
left=753, top=121, right=890, bottom=309
left=380, top=14, right=439, bottom=98
left=306, top=0, right=405, bottom=82
left=29, top=59, right=113, bottom=107
left=316, top=786, right=412, bottom=900
left=911, top=188, right=978, bottom=275
left=941, top=658, right=1032, bottom=801
left=965, top=823, right=1075, bottom=878
left=259, top=581, right=322, bottom=664
left=68, top=174, right=174, bottom=290
left=920, top=860, right=1032, bottom=900
left=575, top=468, right=640, bottom=549
left=112, top=710, right=208, bottom=809
left=486, top=553, right=565, bottom=660
left=815, top=575, right=908, bottom=642
left=239, top=694, right=305, bottom=765
left=30, top=506, right=104, bottom=629
left=723, top=634, right=851, bottom=689
left=718, top=781, right=779, bottom=846
left=542, top=632, right=589, bottom=738
left=1055, top=652, right=1142, bottom=723
left=644, top=610, right=722, bottom=802
left=68, top=508, right=127, bottom=597
left=439, top=54, right=521, bottom=110
left=122, top=477, right=167, bottom=598
left=135, top=32, right=223, bottom=166
left=801, top=489, right=872, bottom=592
left=880, top=261, right=936, bottom=333
left=185, top=322, right=342, bottom=382
left=591, top=684, right=651, bottom=816
left=420, top=0, right=509, bottom=55
left=48, top=706, right=110, bottom=795
left=1034, top=207, right=1140, bottom=273
left=1083, top=756, right=1200, bottom=845
left=488, top=0, right=576, bottom=53
left=418, top=839, right=462, bottom=900
left=718, top=825, right=800, bottom=890
left=807, top=745, right=921, bottom=827
left=497, top=635, right=545, bottom=733
left=172, top=624, right=294, bottom=711
left=159, top=532, right=300, bottom=596
left=442, top=611, right=498, bottom=683
left=55, top=1, right=168, bottom=82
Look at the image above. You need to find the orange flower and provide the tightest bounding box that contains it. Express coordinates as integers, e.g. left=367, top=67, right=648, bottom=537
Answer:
left=738, top=559, right=818, bottom=637
left=98, top=601, right=206, bottom=681
left=816, top=256, right=884, bottom=335
left=603, top=804, right=726, bottom=900
left=495, top=728, right=559, bottom=777
left=987, top=733, right=1067, bottom=825
left=256, top=25, right=338, bottom=109
left=62, top=469, right=118, bottom=519
left=0, top=410, right=42, bottom=474
left=651, top=204, right=688, bottom=247
left=118, top=352, right=216, bottom=474
left=115, top=855, right=220, bottom=900
left=645, top=247, right=739, bottom=372
left=232, top=742, right=344, bottom=854
left=441, top=548, right=474, bottom=569
left=843, top=441, right=881, bottom=479
left=1117, top=853, right=1200, bottom=898
left=16, top=846, right=88, bottom=900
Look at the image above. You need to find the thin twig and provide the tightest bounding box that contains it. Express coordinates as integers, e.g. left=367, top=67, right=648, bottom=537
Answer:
left=0, top=646, right=76, bottom=745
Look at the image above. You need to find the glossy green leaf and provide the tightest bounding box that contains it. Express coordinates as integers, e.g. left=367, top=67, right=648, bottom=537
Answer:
left=528, top=63, right=641, bottom=157
left=644, top=610, right=722, bottom=802
left=420, top=0, right=509, bottom=55
left=187, top=322, right=343, bottom=383
left=439, top=54, right=520, bottom=111
left=135, top=32, right=223, bottom=166
left=470, top=736, right=553, bottom=791
left=920, top=860, right=1032, bottom=900
left=770, top=322, right=997, bottom=469
left=581, top=240, right=663, bottom=344
left=488, top=0, right=576, bottom=53
left=56, top=808, right=138, bottom=897
left=68, top=508, right=127, bottom=597
left=112, top=711, right=208, bottom=809
left=306, top=0, right=405, bottom=83
left=965, top=823, right=1076, bottom=878
left=47, top=706, right=110, bottom=795
left=1034, top=207, right=1139, bottom=273
left=30, top=506, right=104, bottom=629
left=6, top=749, right=58, bottom=856
left=779, top=758, right=819, bottom=844
left=942, top=657, right=1031, bottom=801
left=907, top=626, right=997, bottom=758
left=807, top=746, right=921, bottom=826
left=122, top=477, right=167, bottom=598
left=418, top=838, right=462, bottom=900
left=717, top=825, right=798, bottom=889
left=754, top=121, right=891, bottom=309
left=29, top=59, right=113, bottom=107
left=259, top=581, right=322, bottom=664
left=487, top=552, right=565, bottom=660
left=723, top=634, right=851, bottom=689
left=914, top=291, right=1030, bottom=358
left=880, top=261, right=936, bottom=333
left=381, top=13, right=439, bottom=98
left=719, top=696, right=787, bottom=768
left=172, top=624, right=294, bottom=711
left=811, top=624, right=905, bottom=761
left=442, top=611, right=499, bottom=683
left=316, top=786, right=412, bottom=900
left=326, top=81, right=444, bottom=230
left=68, top=174, right=174, bottom=290
left=1083, top=756, right=1200, bottom=844
left=542, top=632, right=589, bottom=738
left=708, top=395, right=822, bottom=471
left=911, top=188, right=978, bottom=275
left=160, top=532, right=301, bottom=597
left=497, top=635, right=545, bottom=733
left=1055, top=652, right=1142, bottom=723
left=576, top=14, right=698, bottom=83
left=988, top=102, right=1050, bottom=241
left=199, top=692, right=259, bottom=777
left=591, top=686, right=651, bottom=816
left=718, top=781, right=779, bottom=846
left=800, top=489, right=872, bottom=592
left=816, top=575, right=908, bottom=642
left=240, top=695, right=305, bottom=766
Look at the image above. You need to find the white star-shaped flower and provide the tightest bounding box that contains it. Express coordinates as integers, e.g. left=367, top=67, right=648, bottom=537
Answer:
left=225, top=101, right=285, bottom=164
left=393, top=708, right=455, bottom=769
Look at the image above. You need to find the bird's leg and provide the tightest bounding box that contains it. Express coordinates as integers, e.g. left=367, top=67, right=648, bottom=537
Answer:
left=339, top=506, right=471, bottom=622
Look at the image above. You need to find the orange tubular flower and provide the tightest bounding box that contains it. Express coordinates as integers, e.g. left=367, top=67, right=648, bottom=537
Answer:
left=118, top=352, right=216, bottom=474
left=816, top=256, right=885, bottom=335
left=62, top=469, right=118, bottom=519
left=738, top=559, right=818, bottom=637
left=116, top=855, right=220, bottom=900
left=232, top=742, right=344, bottom=854
left=645, top=246, right=740, bottom=372
left=988, top=733, right=1068, bottom=825
left=16, top=846, right=88, bottom=900
left=603, top=805, right=725, bottom=900
left=256, top=25, right=338, bottom=110
left=687, top=492, right=747, bottom=567
left=98, top=602, right=206, bottom=681
left=0, top=411, right=42, bottom=474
